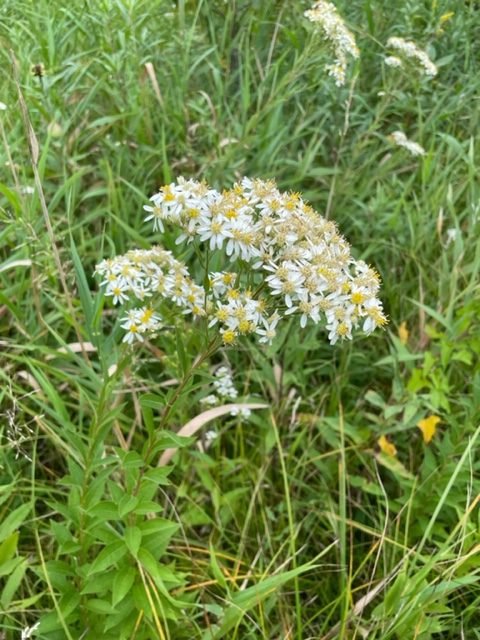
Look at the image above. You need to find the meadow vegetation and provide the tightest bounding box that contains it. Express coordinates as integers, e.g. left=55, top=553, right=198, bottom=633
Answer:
left=0, top=0, right=479, bottom=638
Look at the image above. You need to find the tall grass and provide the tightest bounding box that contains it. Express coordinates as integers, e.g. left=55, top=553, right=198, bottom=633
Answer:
left=1, top=0, right=479, bottom=638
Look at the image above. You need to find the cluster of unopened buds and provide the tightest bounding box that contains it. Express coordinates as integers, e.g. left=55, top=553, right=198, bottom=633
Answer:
left=201, top=366, right=251, bottom=419
left=95, top=176, right=387, bottom=346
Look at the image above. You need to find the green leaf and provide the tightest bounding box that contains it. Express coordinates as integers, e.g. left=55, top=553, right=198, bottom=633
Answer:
left=140, top=393, right=165, bottom=411
left=117, top=495, right=139, bottom=519
left=137, top=548, right=182, bottom=605
left=59, top=589, right=81, bottom=619
left=155, top=431, right=195, bottom=450
left=88, top=501, right=119, bottom=520
left=365, top=390, right=386, bottom=409
left=383, top=571, right=408, bottom=614
left=142, top=467, right=172, bottom=487
left=117, top=451, right=144, bottom=469
left=419, top=576, right=480, bottom=599
left=80, top=571, right=115, bottom=596
left=376, top=453, right=415, bottom=481
left=176, top=327, right=188, bottom=374
left=139, top=519, right=179, bottom=558
left=205, top=562, right=317, bottom=638
left=1, top=559, right=28, bottom=608
left=0, top=532, right=19, bottom=564
left=38, top=612, right=63, bottom=634
left=209, top=544, right=227, bottom=589
left=85, top=598, right=118, bottom=614
left=0, top=182, right=21, bottom=213
left=409, top=300, right=452, bottom=332
left=140, top=402, right=155, bottom=436
left=133, top=501, right=164, bottom=515
left=43, top=560, right=74, bottom=590
left=0, top=503, right=31, bottom=544
left=88, top=540, right=128, bottom=575
left=70, top=239, right=94, bottom=340
left=50, top=521, right=70, bottom=545
left=112, top=565, right=136, bottom=606
left=0, top=557, right=23, bottom=578
left=124, top=527, right=142, bottom=558
left=0, top=483, right=15, bottom=508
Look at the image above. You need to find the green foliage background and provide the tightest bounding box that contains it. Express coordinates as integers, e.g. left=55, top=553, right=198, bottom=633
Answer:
left=0, top=0, right=479, bottom=638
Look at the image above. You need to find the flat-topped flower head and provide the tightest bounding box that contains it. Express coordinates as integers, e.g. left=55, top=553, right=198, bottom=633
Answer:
left=96, top=177, right=386, bottom=346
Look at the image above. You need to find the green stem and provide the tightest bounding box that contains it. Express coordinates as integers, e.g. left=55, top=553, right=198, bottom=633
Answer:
left=142, top=335, right=221, bottom=468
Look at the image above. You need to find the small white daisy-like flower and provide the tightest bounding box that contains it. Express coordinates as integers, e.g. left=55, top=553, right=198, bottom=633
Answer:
left=143, top=203, right=165, bottom=232
left=121, top=322, right=143, bottom=344
left=327, top=317, right=353, bottom=345
left=106, top=280, right=130, bottom=305
left=265, top=261, right=305, bottom=308
left=285, top=292, right=321, bottom=328
left=137, top=307, right=161, bottom=332
left=256, top=313, right=281, bottom=345
left=198, top=216, right=232, bottom=251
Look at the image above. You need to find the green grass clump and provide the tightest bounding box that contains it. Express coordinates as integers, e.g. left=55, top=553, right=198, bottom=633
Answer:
left=1, top=0, right=479, bottom=638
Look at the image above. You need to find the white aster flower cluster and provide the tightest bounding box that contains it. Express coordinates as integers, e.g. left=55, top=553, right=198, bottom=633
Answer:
left=144, top=177, right=386, bottom=345
left=389, top=131, right=426, bottom=157
left=304, top=1, right=359, bottom=86
left=386, top=37, right=437, bottom=77
left=96, top=176, right=386, bottom=346
left=94, top=246, right=206, bottom=343
left=200, top=366, right=251, bottom=419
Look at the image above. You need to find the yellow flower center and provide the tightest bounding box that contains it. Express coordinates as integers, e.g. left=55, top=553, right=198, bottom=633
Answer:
left=222, top=329, right=236, bottom=345
left=227, top=288, right=240, bottom=300
left=351, top=292, right=365, bottom=305
left=140, top=309, right=154, bottom=324
left=337, top=323, right=349, bottom=336
left=238, top=319, right=251, bottom=334
left=216, top=309, right=229, bottom=322
left=222, top=273, right=236, bottom=285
